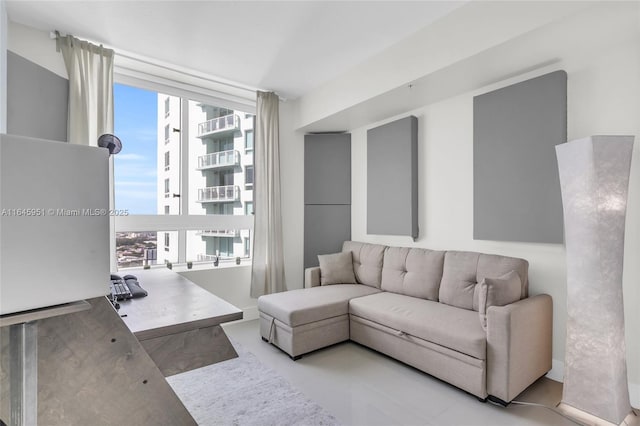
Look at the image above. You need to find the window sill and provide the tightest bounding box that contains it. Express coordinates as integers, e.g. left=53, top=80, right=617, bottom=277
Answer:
left=175, top=260, right=251, bottom=273
left=118, top=259, right=251, bottom=274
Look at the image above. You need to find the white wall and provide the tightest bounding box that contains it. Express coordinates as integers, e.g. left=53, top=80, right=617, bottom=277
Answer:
left=279, top=100, right=305, bottom=289
left=7, top=21, right=65, bottom=78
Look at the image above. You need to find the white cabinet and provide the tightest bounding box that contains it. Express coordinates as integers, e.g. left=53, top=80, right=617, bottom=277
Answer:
left=0, top=134, right=110, bottom=315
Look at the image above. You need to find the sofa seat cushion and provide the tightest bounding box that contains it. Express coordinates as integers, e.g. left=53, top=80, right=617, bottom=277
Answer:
left=349, top=292, right=486, bottom=360
left=258, top=285, right=380, bottom=328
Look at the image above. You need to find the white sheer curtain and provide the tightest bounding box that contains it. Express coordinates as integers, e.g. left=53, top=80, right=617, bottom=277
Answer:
left=58, top=34, right=116, bottom=269
left=251, top=91, right=286, bottom=297
left=58, top=35, right=114, bottom=146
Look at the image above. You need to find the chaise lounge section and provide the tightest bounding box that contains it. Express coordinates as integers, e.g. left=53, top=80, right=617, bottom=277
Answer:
left=258, top=284, right=380, bottom=359
left=257, top=241, right=552, bottom=403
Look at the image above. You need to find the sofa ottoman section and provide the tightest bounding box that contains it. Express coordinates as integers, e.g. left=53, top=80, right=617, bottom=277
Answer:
left=258, top=284, right=380, bottom=359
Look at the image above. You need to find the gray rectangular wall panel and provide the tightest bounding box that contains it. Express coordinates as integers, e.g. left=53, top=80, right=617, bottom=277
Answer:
left=304, top=134, right=351, bottom=205
left=473, top=70, right=566, bottom=243
left=367, top=116, right=418, bottom=239
left=304, top=204, right=351, bottom=268
left=304, top=133, right=352, bottom=271
left=7, top=51, right=68, bottom=142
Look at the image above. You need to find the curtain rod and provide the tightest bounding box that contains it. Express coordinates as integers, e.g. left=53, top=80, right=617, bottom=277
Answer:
left=50, top=29, right=279, bottom=99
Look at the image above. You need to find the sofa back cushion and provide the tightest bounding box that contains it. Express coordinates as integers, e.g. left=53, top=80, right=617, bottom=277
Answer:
left=381, top=247, right=445, bottom=300
left=318, top=251, right=357, bottom=285
left=476, top=253, right=529, bottom=299
left=342, top=241, right=386, bottom=288
left=477, top=270, right=523, bottom=329
left=439, top=251, right=529, bottom=310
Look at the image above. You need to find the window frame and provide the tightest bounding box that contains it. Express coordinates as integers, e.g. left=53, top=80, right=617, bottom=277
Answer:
left=113, top=77, right=256, bottom=269
left=164, top=124, right=170, bottom=144
left=245, top=129, right=254, bottom=152
left=164, top=178, right=170, bottom=198
left=244, top=165, right=254, bottom=189
left=244, top=236, right=251, bottom=257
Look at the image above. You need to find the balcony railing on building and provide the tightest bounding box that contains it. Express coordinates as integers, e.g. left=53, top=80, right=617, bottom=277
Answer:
left=197, top=150, right=240, bottom=170
left=197, top=254, right=219, bottom=261
left=197, top=253, right=237, bottom=261
left=197, top=229, right=239, bottom=238
left=197, top=114, right=239, bottom=137
left=197, top=185, right=239, bottom=203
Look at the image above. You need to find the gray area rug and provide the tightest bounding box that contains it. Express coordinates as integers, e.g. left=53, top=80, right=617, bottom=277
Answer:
left=167, top=343, right=340, bottom=426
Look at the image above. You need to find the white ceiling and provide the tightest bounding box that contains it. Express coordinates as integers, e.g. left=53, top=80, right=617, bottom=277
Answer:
left=5, top=1, right=466, bottom=100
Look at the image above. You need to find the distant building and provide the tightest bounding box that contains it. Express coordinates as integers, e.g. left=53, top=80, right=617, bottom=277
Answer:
left=157, top=95, right=254, bottom=264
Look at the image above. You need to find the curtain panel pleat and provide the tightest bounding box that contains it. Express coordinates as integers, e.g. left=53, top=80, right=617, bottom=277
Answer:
left=58, top=35, right=114, bottom=146
left=250, top=91, right=286, bottom=297
left=58, top=34, right=116, bottom=269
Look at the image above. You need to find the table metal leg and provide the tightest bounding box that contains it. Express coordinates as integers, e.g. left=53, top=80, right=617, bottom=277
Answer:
left=9, top=322, right=37, bottom=426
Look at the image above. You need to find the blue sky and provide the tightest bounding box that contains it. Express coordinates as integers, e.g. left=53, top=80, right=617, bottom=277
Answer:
left=113, top=83, right=158, bottom=214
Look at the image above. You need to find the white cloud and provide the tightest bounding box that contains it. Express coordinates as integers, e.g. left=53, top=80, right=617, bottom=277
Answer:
left=114, top=165, right=157, bottom=179
left=118, top=128, right=157, bottom=145
left=115, top=153, right=146, bottom=161
left=115, top=190, right=157, bottom=201
left=115, top=181, right=156, bottom=188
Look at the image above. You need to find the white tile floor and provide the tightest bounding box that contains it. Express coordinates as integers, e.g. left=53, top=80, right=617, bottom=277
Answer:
left=222, top=319, right=578, bottom=426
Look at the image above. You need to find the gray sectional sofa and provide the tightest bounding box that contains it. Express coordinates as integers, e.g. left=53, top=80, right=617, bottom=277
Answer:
left=257, top=241, right=552, bottom=403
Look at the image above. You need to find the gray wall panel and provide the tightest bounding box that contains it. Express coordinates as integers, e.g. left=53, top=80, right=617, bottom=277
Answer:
left=304, top=134, right=351, bottom=205
left=304, top=204, right=351, bottom=268
left=473, top=70, right=566, bottom=243
left=7, top=51, right=68, bottom=142
left=367, top=116, right=418, bottom=239
left=304, top=133, right=352, bottom=270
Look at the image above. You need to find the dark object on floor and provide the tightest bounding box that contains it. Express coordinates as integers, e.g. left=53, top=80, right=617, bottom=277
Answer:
left=488, top=395, right=510, bottom=407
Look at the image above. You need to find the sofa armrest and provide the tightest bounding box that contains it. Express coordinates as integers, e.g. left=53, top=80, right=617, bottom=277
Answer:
left=304, top=267, right=321, bottom=288
left=486, top=294, right=552, bottom=402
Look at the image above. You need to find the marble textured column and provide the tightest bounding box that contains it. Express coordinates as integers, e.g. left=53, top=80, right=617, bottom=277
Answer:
left=555, top=135, right=634, bottom=425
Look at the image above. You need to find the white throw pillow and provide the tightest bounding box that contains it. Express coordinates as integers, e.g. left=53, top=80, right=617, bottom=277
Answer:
left=318, top=251, right=357, bottom=285
left=478, top=270, right=522, bottom=330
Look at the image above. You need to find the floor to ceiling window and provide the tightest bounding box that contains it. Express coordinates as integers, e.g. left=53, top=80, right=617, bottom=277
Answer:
left=113, top=83, right=254, bottom=269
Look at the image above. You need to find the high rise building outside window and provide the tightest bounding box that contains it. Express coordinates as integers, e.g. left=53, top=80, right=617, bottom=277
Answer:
left=113, top=83, right=254, bottom=269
